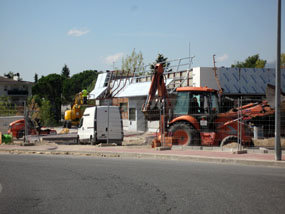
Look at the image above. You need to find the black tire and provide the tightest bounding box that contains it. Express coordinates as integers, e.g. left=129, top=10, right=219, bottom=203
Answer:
left=169, top=122, right=199, bottom=146
left=67, top=121, right=72, bottom=129
left=220, top=136, right=238, bottom=147
left=76, top=135, right=80, bottom=144
left=16, top=130, right=24, bottom=139
left=116, top=141, right=122, bottom=146
left=248, top=140, right=254, bottom=147
left=90, top=136, right=94, bottom=145
left=63, top=121, right=66, bottom=128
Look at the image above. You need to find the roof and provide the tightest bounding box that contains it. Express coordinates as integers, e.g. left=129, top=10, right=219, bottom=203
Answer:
left=89, top=73, right=108, bottom=99
left=0, top=76, right=33, bottom=85
left=115, top=79, right=173, bottom=98
left=176, top=86, right=217, bottom=92
left=89, top=72, right=133, bottom=99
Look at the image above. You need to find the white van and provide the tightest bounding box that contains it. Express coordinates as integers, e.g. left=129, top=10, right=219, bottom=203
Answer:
left=77, top=106, right=123, bottom=145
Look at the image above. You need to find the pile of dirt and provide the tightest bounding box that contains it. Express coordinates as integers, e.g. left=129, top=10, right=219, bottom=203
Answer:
left=122, top=132, right=155, bottom=147
left=253, top=138, right=285, bottom=148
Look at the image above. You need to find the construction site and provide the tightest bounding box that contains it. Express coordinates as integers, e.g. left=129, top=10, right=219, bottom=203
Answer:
left=1, top=56, right=285, bottom=157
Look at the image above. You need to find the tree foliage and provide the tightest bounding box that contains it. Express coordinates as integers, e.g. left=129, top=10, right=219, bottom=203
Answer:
left=39, top=99, right=57, bottom=126
left=0, top=96, right=17, bottom=116
left=150, top=53, right=170, bottom=73
left=61, top=64, right=70, bottom=79
left=231, top=54, right=266, bottom=68
left=62, top=70, right=98, bottom=104
left=281, top=53, right=285, bottom=68
left=32, top=68, right=98, bottom=124
left=32, top=74, right=63, bottom=123
left=34, top=73, right=38, bottom=83
left=121, top=49, right=144, bottom=74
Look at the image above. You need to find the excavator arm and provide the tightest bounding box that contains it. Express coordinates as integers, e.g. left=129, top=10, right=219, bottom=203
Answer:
left=142, top=63, right=174, bottom=147
left=142, top=64, right=171, bottom=121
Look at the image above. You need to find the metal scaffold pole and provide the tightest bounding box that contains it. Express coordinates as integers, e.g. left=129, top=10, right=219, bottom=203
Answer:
left=275, top=0, right=282, bottom=160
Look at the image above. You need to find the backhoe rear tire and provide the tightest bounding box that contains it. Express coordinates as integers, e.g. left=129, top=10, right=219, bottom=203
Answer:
left=169, top=122, right=200, bottom=146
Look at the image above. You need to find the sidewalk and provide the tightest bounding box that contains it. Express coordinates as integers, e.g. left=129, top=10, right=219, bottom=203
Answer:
left=0, top=142, right=284, bottom=168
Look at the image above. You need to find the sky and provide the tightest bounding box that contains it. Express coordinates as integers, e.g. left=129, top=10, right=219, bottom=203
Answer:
left=0, top=0, right=284, bottom=81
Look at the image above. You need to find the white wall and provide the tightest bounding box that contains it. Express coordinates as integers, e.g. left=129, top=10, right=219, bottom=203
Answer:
left=127, top=97, right=146, bottom=132
left=192, top=67, right=219, bottom=90
left=147, top=121, right=159, bottom=132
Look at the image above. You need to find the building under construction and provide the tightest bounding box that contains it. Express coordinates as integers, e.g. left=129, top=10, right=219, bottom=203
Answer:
left=89, top=57, right=285, bottom=135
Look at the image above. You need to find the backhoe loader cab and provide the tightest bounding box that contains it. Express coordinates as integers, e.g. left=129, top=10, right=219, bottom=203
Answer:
left=173, top=87, right=220, bottom=116
left=167, top=87, right=224, bottom=146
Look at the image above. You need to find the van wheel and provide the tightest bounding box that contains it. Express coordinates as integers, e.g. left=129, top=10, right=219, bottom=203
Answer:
left=90, top=136, right=94, bottom=145
left=76, top=136, right=80, bottom=144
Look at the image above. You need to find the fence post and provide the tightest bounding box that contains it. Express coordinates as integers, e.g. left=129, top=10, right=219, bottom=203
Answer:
left=24, top=102, right=28, bottom=143
left=275, top=0, right=282, bottom=160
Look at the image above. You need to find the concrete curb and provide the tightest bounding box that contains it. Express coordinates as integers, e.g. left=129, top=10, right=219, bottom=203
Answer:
left=0, top=148, right=284, bottom=168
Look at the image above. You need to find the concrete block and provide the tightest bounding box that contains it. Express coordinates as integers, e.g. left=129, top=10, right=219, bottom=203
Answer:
left=232, top=150, right=247, bottom=154
left=156, top=146, right=172, bottom=151
left=97, top=143, right=117, bottom=147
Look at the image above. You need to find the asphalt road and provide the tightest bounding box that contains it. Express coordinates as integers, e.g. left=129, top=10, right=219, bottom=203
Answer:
left=0, top=154, right=284, bottom=214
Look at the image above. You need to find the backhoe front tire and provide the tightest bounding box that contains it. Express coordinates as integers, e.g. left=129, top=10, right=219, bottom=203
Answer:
left=169, top=122, right=199, bottom=146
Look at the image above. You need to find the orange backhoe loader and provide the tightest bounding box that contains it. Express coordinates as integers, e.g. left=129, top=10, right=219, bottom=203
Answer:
left=142, top=64, right=275, bottom=147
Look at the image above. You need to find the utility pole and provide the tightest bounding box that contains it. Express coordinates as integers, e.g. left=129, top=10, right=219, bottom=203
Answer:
left=275, top=0, right=282, bottom=160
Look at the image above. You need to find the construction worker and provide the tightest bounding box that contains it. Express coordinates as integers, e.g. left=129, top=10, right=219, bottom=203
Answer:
left=82, top=89, right=88, bottom=104
left=190, top=97, right=199, bottom=113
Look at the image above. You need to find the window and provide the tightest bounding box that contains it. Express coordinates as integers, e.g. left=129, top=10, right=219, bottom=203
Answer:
left=129, top=108, right=136, bottom=121
left=173, top=92, right=189, bottom=115
left=210, top=93, right=220, bottom=113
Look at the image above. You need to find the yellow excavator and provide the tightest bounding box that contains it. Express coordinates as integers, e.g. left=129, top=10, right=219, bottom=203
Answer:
left=63, top=93, right=84, bottom=128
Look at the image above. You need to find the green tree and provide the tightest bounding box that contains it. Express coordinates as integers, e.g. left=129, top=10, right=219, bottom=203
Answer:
left=231, top=54, right=266, bottom=68
left=150, top=53, right=170, bottom=73
left=0, top=96, right=17, bottom=116
left=121, top=49, right=144, bottom=74
left=32, top=74, right=63, bottom=123
left=39, top=99, right=56, bottom=126
left=61, top=64, right=70, bottom=79
left=34, top=73, right=38, bottom=83
left=62, top=70, right=98, bottom=104
left=281, top=53, right=285, bottom=68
